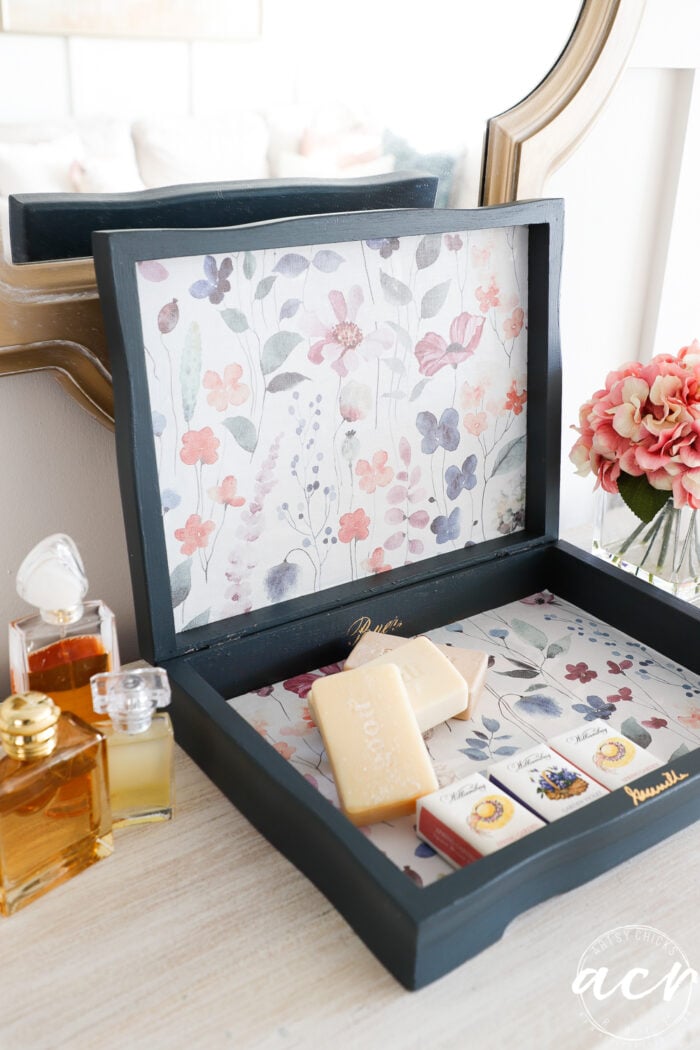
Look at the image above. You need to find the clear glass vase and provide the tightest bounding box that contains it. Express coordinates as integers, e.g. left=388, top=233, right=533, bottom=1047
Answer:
left=593, top=491, right=700, bottom=602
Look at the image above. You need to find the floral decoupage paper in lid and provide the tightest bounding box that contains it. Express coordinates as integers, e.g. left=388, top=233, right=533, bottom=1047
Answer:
left=136, top=227, right=529, bottom=630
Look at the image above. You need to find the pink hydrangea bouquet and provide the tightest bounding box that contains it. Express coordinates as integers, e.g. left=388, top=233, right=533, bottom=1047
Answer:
left=570, top=341, right=700, bottom=523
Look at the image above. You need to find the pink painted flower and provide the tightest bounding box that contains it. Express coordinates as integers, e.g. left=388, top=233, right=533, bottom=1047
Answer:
left=283, top=664, right=344, bottom=699
left=461, top=381, right=488, bottom=409
left=414, top=312, right=485, bottom=377
left=444, top=233, right=463, bottom=251
left=503, top=307, right=525, bottom=339
left=174, top=513, right=216, bottom=555
left=565, top=662, right=597, bottom=684
left=607, top=659, right=632, bottom=674
left=273, top=741, right=296, bottom=760
left=475, top=277, right=500, bottom=313
left=471, top=244, right=491, bottom=268
left=251, top=719, right=268, bottom=736
left=679, top=708, right=700, bottom=729
left=363, top=546, right=391, bottom=574
left=505, top=380, right=527, bottom=416
left=303, top=286, right=393, bottom=377
left=208, top=475, right=245, bottom=507
left=520, top=592, right=554, bottom=605
left=301, top=706, right=316, bottom=729
left=463, top=411, right=489, bottom=436
left=339, top=380, right=373, bottom=422
left=607, top=686, right=633, bottom=703
left=355, top=450, right=393, bottom=493
left=338, top=508, right=370, bottom=543
left=180, top=426, right=220, bottom=466
left=203, top=363, right=250, bottom=411
left=641, top=717, right=667, bottom=729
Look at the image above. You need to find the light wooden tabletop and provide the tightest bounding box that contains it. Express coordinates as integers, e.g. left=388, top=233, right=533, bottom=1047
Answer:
left=3, top=744, right=698, bottom=1050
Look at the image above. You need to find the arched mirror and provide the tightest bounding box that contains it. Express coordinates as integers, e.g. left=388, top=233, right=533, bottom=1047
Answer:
left=0, top=0, right=582, bottom=426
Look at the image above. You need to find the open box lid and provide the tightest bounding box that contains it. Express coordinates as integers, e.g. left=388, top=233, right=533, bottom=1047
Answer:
left=93, top=198, right=563, bottom=667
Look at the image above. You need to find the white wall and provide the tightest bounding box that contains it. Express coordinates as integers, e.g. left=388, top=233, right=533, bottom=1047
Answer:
left=2, top=1, right=696, bottom=687
left=553, top=0, right=700, bottom=531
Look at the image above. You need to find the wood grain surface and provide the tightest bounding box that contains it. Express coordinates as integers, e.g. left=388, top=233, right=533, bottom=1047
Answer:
left=2, top=745, right=697, bottom=1050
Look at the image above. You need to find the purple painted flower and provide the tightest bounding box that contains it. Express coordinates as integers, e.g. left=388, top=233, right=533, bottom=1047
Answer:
left=446, top=454, right=477, bottom=499
left=189, top=255, right=233, bottom=305
left=430, top=507, right=461, bottom=544
left=365, top=237, right=400, bottom=259
left=416, top=408, right=460, bottom=454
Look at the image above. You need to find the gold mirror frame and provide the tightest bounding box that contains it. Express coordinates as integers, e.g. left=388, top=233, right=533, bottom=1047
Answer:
left=0, top=0, right=644, bottom=431
left=480, top=0, right=646, bottom=205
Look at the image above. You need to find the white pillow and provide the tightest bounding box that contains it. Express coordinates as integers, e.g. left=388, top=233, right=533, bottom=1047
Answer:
left=132, top=115, right=270, bottom=188
left=72, top=157, right=144, bottom=193
left=272, top=151, right=395, bottom=180
left=0, top=133, right=84, bottom=196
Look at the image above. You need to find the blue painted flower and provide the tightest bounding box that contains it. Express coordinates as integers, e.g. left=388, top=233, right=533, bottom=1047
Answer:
left=515, top=694, right=562, bottom=717
left=572, top=695, right=616, bottom=721
left=445, top=454, right=477, bottom=500
left=430, top=507, right=460, bottom=544
left=416, top=408, right=460, bottom=454
left=152, top=410, right=167, bottom=437
left=161, top=488, right=181, bottom=513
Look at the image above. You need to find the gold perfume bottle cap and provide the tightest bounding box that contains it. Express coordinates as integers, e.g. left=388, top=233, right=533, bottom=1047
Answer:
left=0, top=692, right=60, bottom=760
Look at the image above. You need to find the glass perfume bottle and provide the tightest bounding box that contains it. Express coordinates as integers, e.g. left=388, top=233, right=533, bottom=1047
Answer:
left=90, top=668, right=174, bottom=828
left=9, top=534, right=119, bottom=725
left=0, top=691, right=113, bottom=916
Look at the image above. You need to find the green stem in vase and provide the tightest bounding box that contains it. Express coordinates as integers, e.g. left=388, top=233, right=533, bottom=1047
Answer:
left=655, top=501, right=675, bottom=573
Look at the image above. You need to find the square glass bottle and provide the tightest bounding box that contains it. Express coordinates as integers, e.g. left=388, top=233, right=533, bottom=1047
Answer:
left=91, top=668, right=174, bottom=827
left=0, top=691, right=113, bottom=916
left=9, top=534, right=119, bottom=725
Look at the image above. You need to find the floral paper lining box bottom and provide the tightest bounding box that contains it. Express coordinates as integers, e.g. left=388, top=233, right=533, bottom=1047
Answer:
left=228, top=590, right=700, bottom=887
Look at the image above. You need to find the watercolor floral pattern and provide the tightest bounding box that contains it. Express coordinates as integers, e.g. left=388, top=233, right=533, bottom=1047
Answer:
left=137, top=228, right=528, bottom=629
left=229, top=591, right=699, bottom=888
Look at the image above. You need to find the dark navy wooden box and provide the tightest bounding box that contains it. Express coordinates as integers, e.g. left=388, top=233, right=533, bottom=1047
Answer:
left=93, top=196, right=699, bottom=990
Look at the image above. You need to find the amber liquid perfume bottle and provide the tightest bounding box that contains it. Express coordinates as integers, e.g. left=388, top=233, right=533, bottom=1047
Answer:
left=9, top=534, right=119, bottom=725
left=0, top=691, right=113, bottom=916
left=91, top=668, right=174, bottom=828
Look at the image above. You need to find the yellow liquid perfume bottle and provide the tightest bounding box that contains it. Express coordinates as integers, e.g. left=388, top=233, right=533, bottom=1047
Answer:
left=0, top=691, right=113, bottom=916
left=91, top=668, right=174, bottom=828
left=9, top=534, right=119, bottom=726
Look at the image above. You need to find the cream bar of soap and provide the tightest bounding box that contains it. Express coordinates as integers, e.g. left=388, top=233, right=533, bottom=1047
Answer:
left=549, top=723, right=663, bottom=790
left=361, top=636, right=468, bottom=732
left=417, top=773, right=544, bottom=869
left=443, top=647, right=488, bottom=721
left=310, top=664, right=438, bottom=826
left=489, top=744, right=608, bottom=821
left=345, top=631, right=486, bottom=721
left=343, top=631, right=409, bottom=670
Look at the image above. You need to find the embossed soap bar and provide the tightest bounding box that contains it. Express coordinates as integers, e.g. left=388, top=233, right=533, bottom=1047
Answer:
left=362, top=637, right=468, bottom=732
left=489, top=744, right=608, bottom=821
left=548, top=723, right=663, bottom=791
left=345, top=632, right=483, bottom=724
left=310, top=664, right=438, bottom=826
left=417, top=773, right=545, bottom=868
